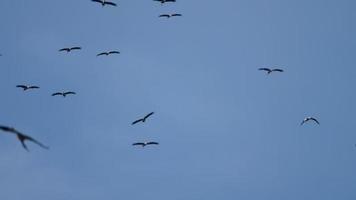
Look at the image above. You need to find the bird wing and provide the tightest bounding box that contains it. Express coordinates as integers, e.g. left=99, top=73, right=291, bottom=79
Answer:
left=300, top=119, right=306, bottom=126
left=52, top=92, right=62, bottom=96
left=92, top=0, right=103, bottom=3
left=64, top=92, right=76, bottom=95
left=144, top=112, right=154, bottom=120
left=310, top=118, right=320, bottom=124
left=59, top=48, right=70, bottom=52
left=108, top=51, right=120, bottom=54
left=70, top=47, right=81, bottom=50
left=258, top=68, right=272, bottom=72
left=27, top=137, right=49, bottom=150
left=132, top=143, right=145, bottom=146
left=29, top=86, right=40, bottom=89
left=16, top=85, right=27, bottom=89
left=272, top=69, right=284, bottom=72
left=105, top=1, right=117, bottom=6
left=172, top=14, right=182, bottom=17
left=132, top=119, right=144, bottom=125
left=166, top=0, right=176, bottom=2
left=147, top=142, right=159, bottom=145
left=159, top=14, right=170, bottom=18
left=97, top=52, right=107, bottom=56
left=0, top=126, right=16, bottom=133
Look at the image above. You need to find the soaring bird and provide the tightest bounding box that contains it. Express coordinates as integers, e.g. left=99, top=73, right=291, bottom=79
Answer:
left=97, top=51, right=120, bottom=56
left=16, top=85, right=40, bottom=91
left=301, top=117, right=320, bottom=125
left=132, top=112, right=154, bottom=125
left=0, top=125, right=49, bottom=151
left=132, top=141, right=159, bottom=147
left=159, top=13, right=182, bottom=18
left=92, top=0, right=117, bottom=6
left=59, top=47, right=82, bottom=52
left=52, top=91, right=76, bottom=97
left=258, top=68, right=284, bottom=74
left=153, top=0, right=176, bottom=4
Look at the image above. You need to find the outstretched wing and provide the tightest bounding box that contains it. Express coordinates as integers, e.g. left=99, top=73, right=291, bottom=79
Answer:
left=159, top=14, right=170, bottom=18
left=97, top=52, right=108, bottom=56
left=109, top=51, right=120, bottom=54
left=64, top=91, right=76, bottom=95
left=92, top=0, right=103, bottom=3
left=132, top=119, right=144, bottom=125
left=52, top=92, right=63, bottom=96
left=272, top=69, right=284, bottom=72
left=22, top=134, right=49, bottom=150
left=0, top=126, right=17, bottom=133
left=310, top=117, right=320, bottom=125
left=59, top=48, right=70, bottom=52
left=70, top=47, right=81, bottom=50
left=147, top=142, right=159, bottom=145
left=258, top=68, right=272, bottom=72
left=29, top=86, right=40, bottom=89
left=105, top=1, right=117, bottom=6
left=132, top=142, right=145, bottom=146
left=16, top=85, right=27, bottom=89
left=165, top=0, right=176, bottom=2
left=144, top=112, right=154, bottom=120
left=171, top=14, right=182, bottom=17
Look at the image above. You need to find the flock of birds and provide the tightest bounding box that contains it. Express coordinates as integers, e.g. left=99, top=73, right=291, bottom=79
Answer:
left=0, top=0, right=321, bottom=152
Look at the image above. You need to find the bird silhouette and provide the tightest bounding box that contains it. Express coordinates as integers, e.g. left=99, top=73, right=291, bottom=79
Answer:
left=97, top=51, right=120, bottom=56
left=52, top=91, right=76, bottom=97
left=0, top=125, right=49, bottom=151
left=258, top=68, right=284, bottom=74
left=132, top=141, right=159, bottom=147
left=132, top=112, right=155, bottom=125
left=153, top=0, right=176, bottom=4
left=16, top=85, right=40, bottom=91
left=92, top=0, right=117, bottom=6
left=301, top=117, right=320, bottom=125
left=159, top=14, right=182, bottom=18
left=59, top=47, right=81, bottom=52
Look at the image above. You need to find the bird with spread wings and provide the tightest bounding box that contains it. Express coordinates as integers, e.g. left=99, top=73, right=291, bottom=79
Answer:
left=52, top=91, right=76, bottom=97
left=132, top=141, right=159, bottom=147
left=301, top=117, right=320, bottom=125
left=159, top=14, right=182, bottom=18
left=97, top=51, right=120, bottom=56
left=92, top=0, right=117, bottom=6
left=258, top=68, right=284, bottom=74
left=132, top=112, right=155, bottom=125
left=16, top=85, right=40, bottom=91
left=59, top=47, right=82, bottom=52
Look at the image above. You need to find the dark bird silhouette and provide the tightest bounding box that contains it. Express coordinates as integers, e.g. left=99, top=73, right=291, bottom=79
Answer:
left=258, top=68, right=284, bottom=74
left=92, top=0, right=117, bottom=6
left=0, top=125, right=49, bottom=151
left=52, top=91, right=76, bottom=97
left=132, top=112, right=154, bottom=125
left=97, top=51, right=120, bottom=56
left=132, top=141, right=159, bottom=147
left=159, top=13, right=182, bottom=18
left=301, top=117, right=320, bottom=126
left=59, top=47, right=81, bottom=52
left=153, top=0, right=176, bottom=4
left=16, top=85, right=40, bottom=91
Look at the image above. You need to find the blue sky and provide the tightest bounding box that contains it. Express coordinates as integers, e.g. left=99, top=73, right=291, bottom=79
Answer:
left=0, top=0, right=356, bottom=199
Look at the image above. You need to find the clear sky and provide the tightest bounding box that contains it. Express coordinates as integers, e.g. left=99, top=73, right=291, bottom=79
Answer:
left=0, top=0, right=355, bottom=199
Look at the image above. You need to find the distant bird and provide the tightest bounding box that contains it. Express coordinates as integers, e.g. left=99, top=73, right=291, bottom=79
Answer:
left=132, top=141, right=159, bottom=147
left=16, top=85, right=40, bottom=91
left=132, top=112, right=154, bottom=125
left=97, top=51, right=120, bottom=57
left=301, top=117, right=320, bottom=126
left=91, top=0, right=117, bottom=6
left=52, top=91, right=76, bottom=97
left=59, top=47, right=81, bottom=52
left=153, top=0, right=176, bottom=4
left=159, top=14, right=182, bottom=18
left=0, top=125, right=49, bottom=151
left=258, top=68, right=284, bottom=74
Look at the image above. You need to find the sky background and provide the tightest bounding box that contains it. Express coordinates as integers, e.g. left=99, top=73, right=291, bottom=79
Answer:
left=0, top=0, right=356, bottom=199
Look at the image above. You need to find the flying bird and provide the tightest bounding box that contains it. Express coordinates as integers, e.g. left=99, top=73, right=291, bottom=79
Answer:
left=159, top=13, right=182, bottom=18
left=16, top=85, right=40, bottom=91
left=258, top=68, right=284, bottom=74
left=132, top=112, right=154, bottom=125
left=59, top=47, right=82, bottom=52
left=153, top=0, right=176, bottom=4
left=92, top=0, right=117, bottom=6
left=0, top=125, right=49, bottom=151
left=97, top=51, right=120, bottom=56
left=132, top=141, right=159, bottom=147
left=52, top=91, right=76, bottom=97
left=301, top=117, right=320, bottom=126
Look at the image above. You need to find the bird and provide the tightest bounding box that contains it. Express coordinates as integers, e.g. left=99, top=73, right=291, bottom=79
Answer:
left=159, top=14, right=182, bottom=18
left=59, top=47, right=82, bottom=52
left=301, top=117, right=320, bottom=125
left=258, top=68, right=284, bottom=74
left=153, top=0, right=176, bottom=4
left=132, top=141, right=159, bottom=147
left=91, top=0, right=117, bottom=6
left=16, top=85, right=40, bottom=91
left=97, top=51, right=120, bottom=57
left=52, top=91, right=76, bottom=97
left=132, top=112, right=155, bottom=125
left=0, top=125, right=49, bottom=151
